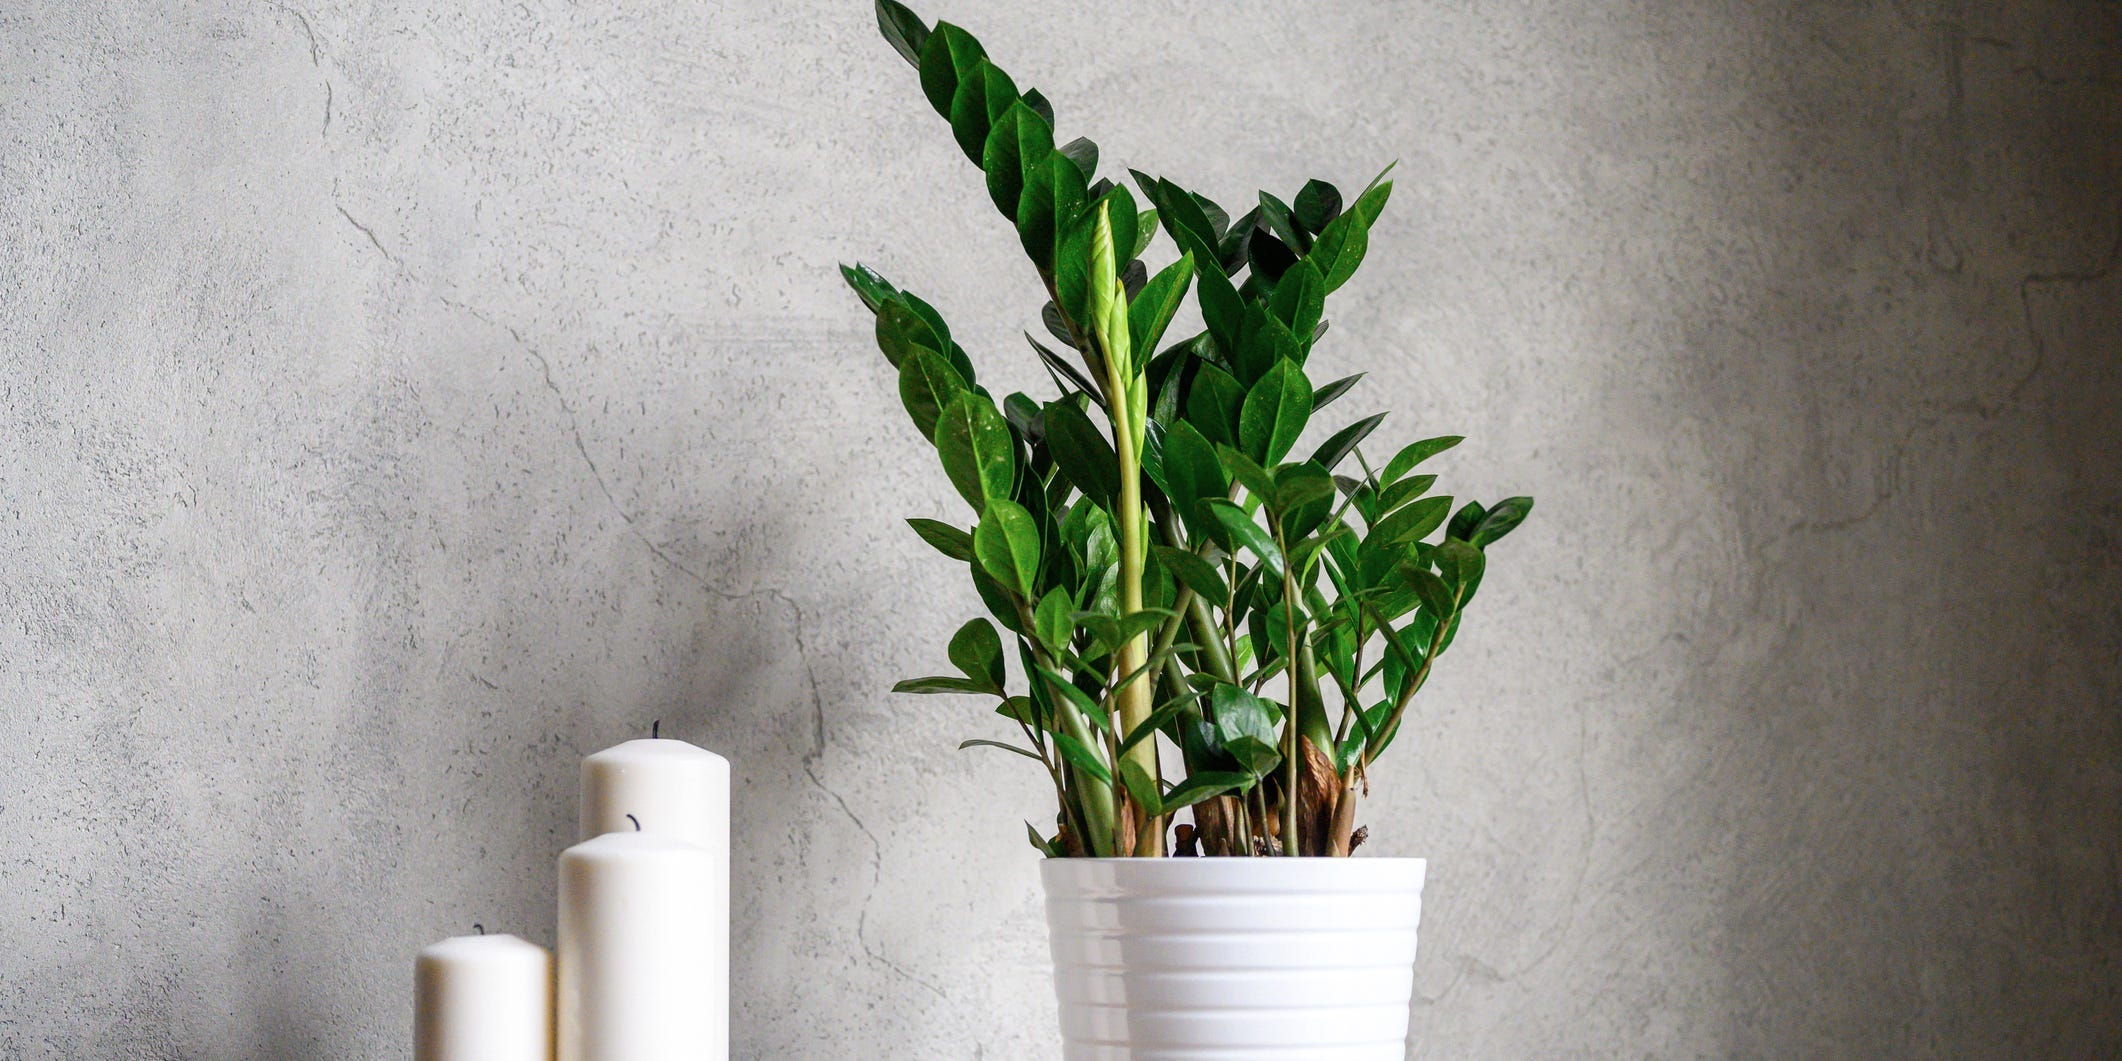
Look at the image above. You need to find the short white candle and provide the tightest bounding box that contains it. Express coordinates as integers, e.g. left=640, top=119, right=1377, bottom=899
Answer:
left=579, top=737, right=729, bottom=850
left=557, top=831, right=726, bottom=1061
left=414, top=933, right=553, bottom=1061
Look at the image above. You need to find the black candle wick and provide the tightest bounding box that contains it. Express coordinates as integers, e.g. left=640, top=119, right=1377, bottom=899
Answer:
left=626, top=814, right=641, bottom=832
left=652, top=719, right=660, bottom=739
left=473, top=923, right=485, bottom=936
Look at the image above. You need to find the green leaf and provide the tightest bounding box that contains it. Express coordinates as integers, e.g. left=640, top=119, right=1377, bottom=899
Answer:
left=917, top=22, right=985, bottom=118
left=1313, top=372, right=1363, bottom=411
left=1026, top=821, right=1060, bottom=857
left=1446, top=499, right=1486, bottom=542
left=1292, top=179, right=1342, bottom=236
left=1058, top=136, right=1098, bottom=180
left=1127, top=253, right=1195, bottom=364
left=1256, top=190, right=1307, bottom=254
left=1185, top=363, right=1245, bottom=447
left=906, top=518, right=973, bottom=562
left=840, top=262, right=899, bottom=313
left=949, top=59, right=1018, bottom=163
left=1022, top=88, right=1053, bottom=125
left=897, top=347, right=969, bottom=441
left=874, top=0, right=930, bottom=66
left=975, top=498, right=1042, bottom=597
left=1267, top=260, right=1325, bottom=349
left=1193, top=260, right=1244, bottom=355
left=998, top=695, right=1039, bottom=726
left=948, top=617, right=1005, bottom=693
left=1378, top=473, right=1437, bottom=511
left=1153, top=544, right=1229, bottom=607
left=1119, top=688, right=1205, bottom=754
left=1373, top=495, right=1451, bottom=545
left=1350, top=176, right=1393, bottom=227
left=1034, top=586, right=1072, bottom=654
left=958, top=738, right=1042, bottom=762
left=1215, top=445, right=1277, bottom=505
left=893, top=675, right=993, bottom=694
left=1037, top=666, right=1110, bottom=733
left=1471, top=496, right=1534, bottom=547
left=1054, top=732, right=1112, bottom=786
left=1043, top=400, right=1118, bottom=509
left=935, top=393, right=1016, bottom=509
left=1400, top=563, right=1454, bottom=619
left=1306, top=206, right=1370, bottom=293
left=1161, top=420, right=1228, bottom=534
left=1118, top=758, right=1161, bottom=817
left=1382, top=436, right=1463, bottom=484
left=982, top=101, right=1053, bottom=221
left=1309, top=412, right=1386, bottom=471
left=1436, top=538, right=1485, bottom=592
left=1018, top=150, right=1087, bottom=272
left=1238, top=359, right=1314, bottom=465
left=970, top=561, right=1028, bottom=635
left=1210, top=684, right=1283, bottom=776
left=1202, top=499, right=1284, bottom=579
left=1160, top=771, right=1251, bottom=811
left=874, top=300, right=942, bottom=370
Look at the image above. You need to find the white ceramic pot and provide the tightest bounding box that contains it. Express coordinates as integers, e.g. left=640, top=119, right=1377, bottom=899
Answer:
left=1040, top=857, right=1427, bottom=1060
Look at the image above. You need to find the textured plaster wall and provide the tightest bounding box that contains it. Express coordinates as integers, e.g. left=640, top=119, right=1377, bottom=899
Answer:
left=3, top=1, right=2119, bottom=1057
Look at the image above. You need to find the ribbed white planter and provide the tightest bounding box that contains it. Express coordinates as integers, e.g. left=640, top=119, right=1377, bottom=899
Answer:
left=1040, top=857, right=1427, bottom=1060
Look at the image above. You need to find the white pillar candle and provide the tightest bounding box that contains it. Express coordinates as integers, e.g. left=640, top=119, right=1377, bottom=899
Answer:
left=557, top=831, right=726, bottom=1060
left=414, top=933, right=553, bottom=1061
left=578, top=737, right=730, bottom=1056
left=579, top=738, right=729, bottom=850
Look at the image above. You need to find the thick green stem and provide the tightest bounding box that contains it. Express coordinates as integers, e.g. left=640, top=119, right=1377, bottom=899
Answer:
left=1278, top=528, right=1302, bottom=857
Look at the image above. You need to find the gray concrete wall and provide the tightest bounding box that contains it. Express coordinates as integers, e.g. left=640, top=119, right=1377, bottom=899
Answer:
left=4, top=1, right=2117, bottom=1056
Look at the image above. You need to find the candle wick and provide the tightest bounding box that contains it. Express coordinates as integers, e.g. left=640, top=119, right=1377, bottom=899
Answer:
left=626, top=814, right=641, bottom=832
left=473, top=923, right=485, bottom=935
left=652, top=719, right=660, bottom=739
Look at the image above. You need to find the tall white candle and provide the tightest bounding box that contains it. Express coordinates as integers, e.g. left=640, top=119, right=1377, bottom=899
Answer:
left=557, top=831, right=725, bottom=1060
left=579, top=738, right=729, bottom=850
left=414, top=933, right=553, bottom=1061
left=578, top=736, right=730, bottom=1057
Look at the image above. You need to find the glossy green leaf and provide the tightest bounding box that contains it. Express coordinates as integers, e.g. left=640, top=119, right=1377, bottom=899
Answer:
left=1037, top=666, right=1110, bottom=733
left=975, top=498, right=1041, bottom=597
left=1034, top=586, right=1072, bottom=654
left=1268, top=260, right=1325, bottom=349
left=874, top=0, right=930, bottom=66
left=1194, top=260, right=1244, bottom=355
left=958, top=738, right=1042, bottom=761
left=949, top=59, right=1018, bottom=163
left=935, top=393, right=1016, bottom=509
left=1018, top=152, right=1087, bottom=271
left=1118, top=758, right=1161, bottom=817
left=1373, top=495, right=1451, bottom=545
left=1309, top=412, right=1386, bottom=471
left=1058, top=136, right=1098, bottom=180
left=1382, top=436, right=1463, bottom=484
left=898, top=347, right=969, bottom=440
left=1161, top=771, right=1251, bottom=811
left=1127, top=253, right=1195, bottom=364
left=1153, top=544, right=1229, bottom=607
left=1043, top=399, right=1118, bottom=509
left=1054, top=732, right=1112, bottom=786
left=1292, top=179, right=1342, bottom=236
left=907, top=518, right=973, bottom=562
left=1306, top=207, right=1370, bottom=293
left=840, top=262, right=899, bottom=313
left=917, top=22, right=986, bottom=118
left=948, top=617, right=1005, bottom=692
left=982, top=101, right=1052, bottom=221
left=1471, top=496, right=1534, bottom=547
left=1238, top=360, right=1314, bottom=465
left=1162, top=419, right=1227, bottom=518
left=1256, top=190, right=1307, bottom=254
left=1202, top=499, right=1283, bottom=579
left=1446, top=498, right=1486, bottom=542
left=894, top=675, right=993, bottom=694
left=1210, top=683, right=1283, bottom=777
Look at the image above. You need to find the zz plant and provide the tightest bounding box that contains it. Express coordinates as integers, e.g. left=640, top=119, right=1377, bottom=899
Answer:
left=845, top=2, right=1532, bottom=858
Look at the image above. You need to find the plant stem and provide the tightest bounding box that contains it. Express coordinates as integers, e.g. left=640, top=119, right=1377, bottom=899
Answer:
left=1277, top=524, right=1302, bottom=857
